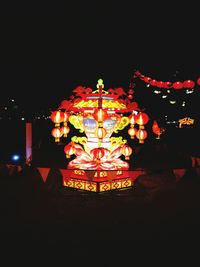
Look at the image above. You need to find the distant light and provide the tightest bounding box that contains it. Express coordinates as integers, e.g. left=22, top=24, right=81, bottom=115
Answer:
left=21, top=117, right=25, bottom=121
left=154, top=90, right=161, bottom=94
left=167, top=90, right=171, bottom=93
left=170, top=100, right=176, bottom=104
left=12, top=154, right=20, bottom=161
left=186, top=89, right=194, bottom=94
left=182, top=101, right=186, bottom=107
left=11, top=99, right=14, bottom=102
left=146, top=84, right=150, bottom=87
left=162, top=95, right=167, bottom=98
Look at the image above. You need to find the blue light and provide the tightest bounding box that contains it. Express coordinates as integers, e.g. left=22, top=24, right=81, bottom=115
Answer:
left=12, top=154, right=20, bottom=161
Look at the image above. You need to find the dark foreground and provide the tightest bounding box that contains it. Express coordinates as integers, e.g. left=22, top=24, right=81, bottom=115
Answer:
left=0, top=165, right=200, bottom=263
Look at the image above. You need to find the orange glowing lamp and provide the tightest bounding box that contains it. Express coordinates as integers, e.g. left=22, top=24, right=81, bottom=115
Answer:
left=51, top=128, right=63, bottom=142
left=121, top=145, right=133, bottom=160
left=136, top=129, right=148, bottom=143
left=128, top=127, right=137, bottom=139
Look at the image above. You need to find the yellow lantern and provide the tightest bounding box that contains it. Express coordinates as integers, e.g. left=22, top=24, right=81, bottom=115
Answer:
left=128, top=127, right=137, bottom=139
left=96, top=127, right=107, bottom=140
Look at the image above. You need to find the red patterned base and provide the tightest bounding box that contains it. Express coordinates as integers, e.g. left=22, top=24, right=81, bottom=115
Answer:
left=62, top=169, right=145, bottom=192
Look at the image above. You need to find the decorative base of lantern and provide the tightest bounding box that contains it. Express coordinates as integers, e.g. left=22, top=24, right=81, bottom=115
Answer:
left=62, top=169, right=145, bottom=192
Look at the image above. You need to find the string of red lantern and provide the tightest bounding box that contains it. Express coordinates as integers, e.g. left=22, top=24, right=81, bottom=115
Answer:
left=133, top=70, right=200, bottom=90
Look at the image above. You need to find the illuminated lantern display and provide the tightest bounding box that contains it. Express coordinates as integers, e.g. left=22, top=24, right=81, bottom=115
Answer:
left=136, top=129, right=148, bottom=143
left=51, top=128, right=63, bottom=142
left=50, top=79, right=152, bottom=192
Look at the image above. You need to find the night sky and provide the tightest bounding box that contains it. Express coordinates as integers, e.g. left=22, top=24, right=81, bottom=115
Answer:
left=1, top=2, right=200, bottom=112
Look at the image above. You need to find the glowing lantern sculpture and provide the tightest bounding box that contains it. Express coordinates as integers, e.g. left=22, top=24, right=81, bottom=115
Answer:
left=50, top=79, right=152, bottom=192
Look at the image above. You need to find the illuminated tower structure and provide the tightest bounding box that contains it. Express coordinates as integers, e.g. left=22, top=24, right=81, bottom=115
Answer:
left=50, top=79, right=150, bottom=192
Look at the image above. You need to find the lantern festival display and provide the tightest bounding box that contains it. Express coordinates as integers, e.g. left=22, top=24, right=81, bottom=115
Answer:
left=50, top=79, right=150, bottom=192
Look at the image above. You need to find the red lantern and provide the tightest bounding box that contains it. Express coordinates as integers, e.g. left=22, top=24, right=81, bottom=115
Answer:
left=61, top=125, right=70, bottom=137
left=96, top=127, right=107, bottom=140
left=135, top=112, right=149, bottom=129
left=157, top=81, right=164, bottom=88
left=128, top=89, right=134, bottom=94
left=128, top=127, right=137, bottom=139
left=128, top=94, right=133, bottom=99
left=183, top=80, right=195, bottom=89
left=173, top=81, right=183, bottom=90
left=136, top=129, right=148, bottom=143
left=197, top=78, right=200, bottom=86
left=51, top=128, right=63, bottom=142
left=121, top=145, right=133, bottom=160
left=144, top=76, right=151, bottom=83
left=50, top=110, right=64, bottom=127
left=150, top=79, right=158, bottom=87
left=93, top=108, right=108, bottom=124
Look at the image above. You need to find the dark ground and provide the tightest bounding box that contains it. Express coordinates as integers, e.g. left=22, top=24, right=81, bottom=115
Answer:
left=1, top=124, right=200, bottom=263
left=0, top=164, right=200, bottom=264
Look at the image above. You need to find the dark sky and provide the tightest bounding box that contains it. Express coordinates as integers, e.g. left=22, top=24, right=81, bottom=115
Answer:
left=0, top=2, right=200, bottom=111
